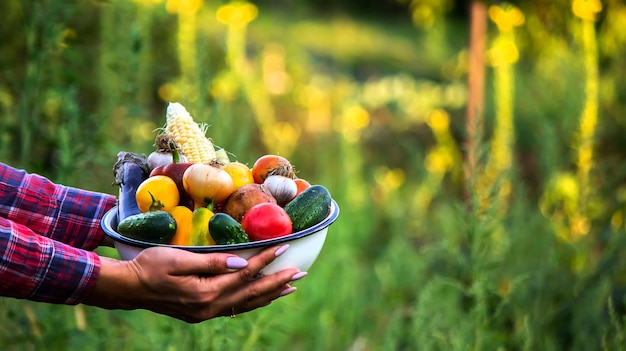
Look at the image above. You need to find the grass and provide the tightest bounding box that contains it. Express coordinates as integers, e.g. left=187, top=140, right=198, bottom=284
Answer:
left=2, top=0, right=626, bottom=350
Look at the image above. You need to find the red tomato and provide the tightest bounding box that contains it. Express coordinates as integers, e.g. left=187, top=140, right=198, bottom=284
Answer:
left=251, top=154, right=295, bottom=184
left=241, top=203, right=292, bottom=241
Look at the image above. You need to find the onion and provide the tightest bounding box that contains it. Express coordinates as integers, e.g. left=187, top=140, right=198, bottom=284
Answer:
left=183, top=163, right=234, bottom=209
left=263, top=175, right=297, bottom=206
left=148, top=134, right=188, bottom=170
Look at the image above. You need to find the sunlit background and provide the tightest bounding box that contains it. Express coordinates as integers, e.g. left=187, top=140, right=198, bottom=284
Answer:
left=2, top=0, right=626, bottom=349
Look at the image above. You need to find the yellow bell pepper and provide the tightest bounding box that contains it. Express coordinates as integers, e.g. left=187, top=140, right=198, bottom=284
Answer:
left=168, top=206, right=193, bottom=246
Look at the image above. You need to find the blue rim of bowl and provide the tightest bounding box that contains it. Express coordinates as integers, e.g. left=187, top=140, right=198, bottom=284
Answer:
left=101, top=200, right=340, bottom=252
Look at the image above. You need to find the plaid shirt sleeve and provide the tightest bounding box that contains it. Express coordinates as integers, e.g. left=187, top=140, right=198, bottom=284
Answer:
left=0, top=163, right=117, bottom=304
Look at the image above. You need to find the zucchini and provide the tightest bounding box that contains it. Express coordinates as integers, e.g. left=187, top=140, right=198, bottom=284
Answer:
left=284, top=185, right=332, bottom=232
left=209, top=213, right=250, bottom=245
left=117, top=210, right=177, bottom=244
left=190, top=207, right=215, bottom=246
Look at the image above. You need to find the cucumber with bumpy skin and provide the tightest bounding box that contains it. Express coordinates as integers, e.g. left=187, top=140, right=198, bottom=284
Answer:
left=284, top=185, right=332, bottom=232
left=209, top=213, right=250, bottom=245
left=117, top=210, right=177, bottom=244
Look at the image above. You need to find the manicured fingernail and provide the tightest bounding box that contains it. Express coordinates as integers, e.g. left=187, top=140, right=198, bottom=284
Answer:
left=291, top=271, right=308, bottom=282
left=275, top=244, right=289, bottom=257
left=280, top=287, right=297, bottom=297
left=226, top=256, right=248, bottom=269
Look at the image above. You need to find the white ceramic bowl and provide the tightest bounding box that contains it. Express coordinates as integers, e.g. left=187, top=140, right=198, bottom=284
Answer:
left=101, top=200, right=340, bottom=276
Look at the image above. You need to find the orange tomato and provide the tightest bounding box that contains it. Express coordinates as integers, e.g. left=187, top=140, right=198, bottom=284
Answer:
left=135, top=175, right=180, bottom=212
left=251, top=154, right=295, bottom=184
left=168, top=205, right=193, bottom=246
left=294, top=178, right=311, bottom=196
left=222, top=162, right=254, bottom=190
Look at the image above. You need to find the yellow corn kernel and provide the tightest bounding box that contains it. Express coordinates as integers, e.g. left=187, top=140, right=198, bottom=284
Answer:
left=164, top=102, right=216, bottom=163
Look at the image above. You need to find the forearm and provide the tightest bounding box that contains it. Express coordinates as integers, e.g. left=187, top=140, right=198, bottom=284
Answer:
left=82, top=256, right=136, bottom=310
left=0, top=163, right=116, bottom=250
left=0, top=218, right=101, bottom=304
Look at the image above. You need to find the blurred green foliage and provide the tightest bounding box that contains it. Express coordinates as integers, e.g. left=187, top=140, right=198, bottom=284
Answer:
left=2, top=0, right=626, bottom=350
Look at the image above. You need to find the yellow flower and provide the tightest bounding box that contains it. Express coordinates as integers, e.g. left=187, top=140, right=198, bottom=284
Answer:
left=343, top=105, right=370, bottom=130
left=411, top=4, right=435, bottom=28
left=572, top=0, right=602, bottom=21
left=486, top=38, right=520, bottom=66
left=554, top=173, right=579, bottom=206
left=166, top=0, right=203, bottom=15
left=488, top=4, right=525, bottom=32
left=425, top=147, right=453, bottom=175
left=336, top=105, right=369, bottom=142
left=426, top=109, right=449, bottom=134
left=216, top=1, right=258, bottom=27
left=374, top=167, right=405, bottom=191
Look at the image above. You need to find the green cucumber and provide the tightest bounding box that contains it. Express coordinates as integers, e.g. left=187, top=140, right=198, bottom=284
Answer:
left=117, top=210, right=177, bottom=244
left=209, top=213, right=250, bottom=245
left=284, top=185, right=332, bottom=232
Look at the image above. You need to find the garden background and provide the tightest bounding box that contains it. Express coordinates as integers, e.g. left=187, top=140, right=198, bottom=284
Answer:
left=2, top=0, right=626, bottom=350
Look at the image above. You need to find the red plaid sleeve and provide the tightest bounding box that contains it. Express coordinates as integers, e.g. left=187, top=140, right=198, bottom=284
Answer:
left=0, top=218, right=101, bottom=304
left=0, top=163, right=116, bottom=304
left=0, top=164, right=116, bottom=249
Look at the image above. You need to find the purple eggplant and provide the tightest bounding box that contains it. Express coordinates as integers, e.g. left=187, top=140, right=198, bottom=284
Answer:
left=113, top=152, right=150, bottom=222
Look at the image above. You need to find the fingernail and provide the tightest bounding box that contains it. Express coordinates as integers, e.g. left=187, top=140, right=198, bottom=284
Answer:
left=274, top=244, right=289, bottom=257
left=280, top=286, right=297, bottom=297
left=291, top=271, right=308, bottom=282
left=226, top=256, right=248, bottom=269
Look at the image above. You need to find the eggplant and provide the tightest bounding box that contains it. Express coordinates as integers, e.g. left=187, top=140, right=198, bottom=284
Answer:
left=113, top=152, right=150, bottom=222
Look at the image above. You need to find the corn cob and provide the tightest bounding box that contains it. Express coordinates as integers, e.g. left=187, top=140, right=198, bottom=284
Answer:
left=164, top=102, right=216, bottom=163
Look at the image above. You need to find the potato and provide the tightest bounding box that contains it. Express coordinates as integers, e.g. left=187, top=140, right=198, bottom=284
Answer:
left=222, top=183, right=277, bottom=222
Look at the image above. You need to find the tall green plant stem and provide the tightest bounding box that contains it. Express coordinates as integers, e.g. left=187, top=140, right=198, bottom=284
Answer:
left=224, top=20, right=284, bottom=155
left=575, top=9, right=599, bottom=223
left=479, top=4, right=524, bottom=215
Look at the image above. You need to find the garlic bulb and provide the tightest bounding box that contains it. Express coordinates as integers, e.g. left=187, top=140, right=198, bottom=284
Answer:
left=263, top=175, right=297, bottom=206
left=147, top=150, right=188, bottom=170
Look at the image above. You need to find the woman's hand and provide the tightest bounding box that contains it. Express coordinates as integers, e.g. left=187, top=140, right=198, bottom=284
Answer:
left=83, top=244, right=305, bottom=323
